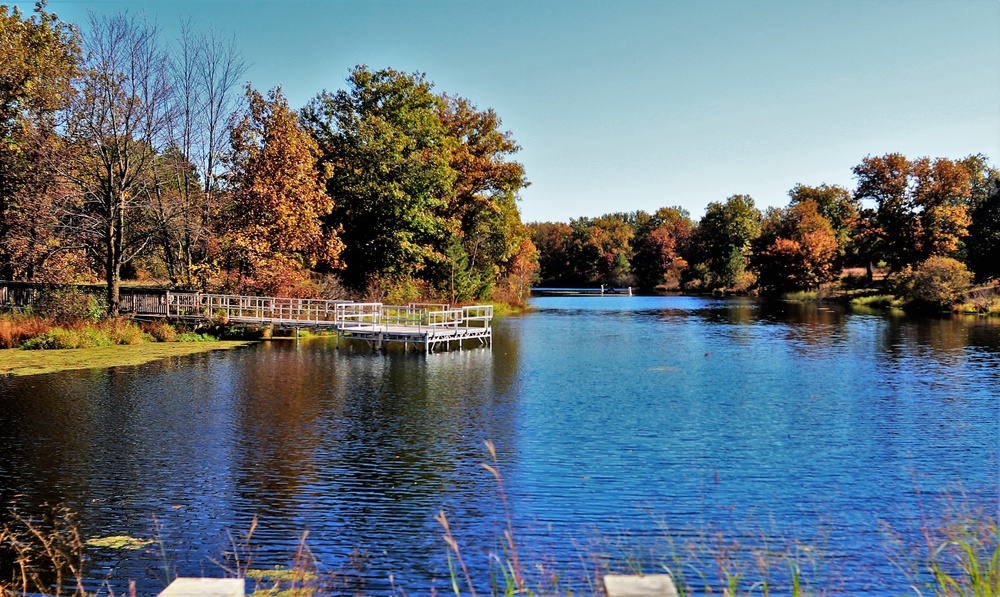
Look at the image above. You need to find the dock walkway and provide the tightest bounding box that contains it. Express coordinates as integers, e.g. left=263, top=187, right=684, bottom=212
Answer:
left=0, top=282, right=492, bottom=353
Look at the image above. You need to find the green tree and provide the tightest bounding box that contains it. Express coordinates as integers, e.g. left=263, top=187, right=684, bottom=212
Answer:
left=966, top=175, right=1000, bottom=282
left=435, top=94, right=530, bottom=301
left=223, top=85, right=342, bottom=296
left=300, top=66, right=454, bottom=292
left=691, top=194, right=761, bottom=289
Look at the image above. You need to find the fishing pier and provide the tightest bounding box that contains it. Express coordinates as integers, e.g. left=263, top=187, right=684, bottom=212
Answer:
left=0, top=283, right=493, bottom=353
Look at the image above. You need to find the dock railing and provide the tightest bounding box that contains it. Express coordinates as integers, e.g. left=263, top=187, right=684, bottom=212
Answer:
left=334, top=302, right=382, bottom=330
left=427, top=308, right=464, bottom=328
left=461, top=305, right=493, bottom=328
left=164, top=293, right=347, bottom=324
left=0, top=282, right=493, bottom=351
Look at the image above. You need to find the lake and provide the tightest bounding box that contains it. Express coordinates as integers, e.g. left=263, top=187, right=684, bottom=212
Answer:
left=1, top=296, right=998, bottom=596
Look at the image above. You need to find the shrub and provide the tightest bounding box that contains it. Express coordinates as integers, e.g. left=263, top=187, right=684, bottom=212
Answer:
left=18, top=319, right=148, bottom=349
left=34, top=286, right=107, bottom=322
left=141, top=321, right=178, bottom=342
left=103, top=319, right=145, bottom=345
left=895, top=256, right=974, bottom=310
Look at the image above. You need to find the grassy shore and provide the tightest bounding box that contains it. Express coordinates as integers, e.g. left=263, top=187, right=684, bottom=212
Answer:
left=0, top=341, right=252, bottom=377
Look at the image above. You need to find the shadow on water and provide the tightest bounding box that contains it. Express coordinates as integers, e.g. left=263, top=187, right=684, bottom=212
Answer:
left=0, top=334, right=525, bottom=596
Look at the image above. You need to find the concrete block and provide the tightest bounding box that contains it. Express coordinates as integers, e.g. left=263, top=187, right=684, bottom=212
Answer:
left=158, top=578, right=245, bottom=597
left=603, top=573, right=679, bottom=597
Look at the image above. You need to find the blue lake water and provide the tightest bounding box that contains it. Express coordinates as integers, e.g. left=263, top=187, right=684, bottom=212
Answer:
left=1, top=296, right=998, bottom=595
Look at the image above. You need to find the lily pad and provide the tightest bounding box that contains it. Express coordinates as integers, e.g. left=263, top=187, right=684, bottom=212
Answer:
left=246, top=567, right=317, bottom=582
left=85, top=535, right=153, bottom=550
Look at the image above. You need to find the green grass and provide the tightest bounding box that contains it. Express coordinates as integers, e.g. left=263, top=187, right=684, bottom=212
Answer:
left=924, top=522, right=1000, bottom=597
left=174, top=331, right=219, bottom=342
left=782, top=290, right=818, bottom=302
left=850, top=294, right=898, bottom=309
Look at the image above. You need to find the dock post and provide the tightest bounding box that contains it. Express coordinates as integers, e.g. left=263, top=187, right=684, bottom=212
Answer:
left=158, top=578, right=245, bottom=597
left=603, top=574, right=677, bottom=597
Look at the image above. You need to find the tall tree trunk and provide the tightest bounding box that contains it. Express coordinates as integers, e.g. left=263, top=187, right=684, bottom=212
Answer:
left=106, top=229, right=120, bottom=316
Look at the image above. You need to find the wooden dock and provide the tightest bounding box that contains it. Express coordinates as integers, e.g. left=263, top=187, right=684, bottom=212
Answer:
left=0, top=282, right=493, bottom=353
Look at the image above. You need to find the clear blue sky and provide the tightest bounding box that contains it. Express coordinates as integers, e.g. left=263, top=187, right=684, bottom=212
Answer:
left=18, top=0, right=1000, bottom=222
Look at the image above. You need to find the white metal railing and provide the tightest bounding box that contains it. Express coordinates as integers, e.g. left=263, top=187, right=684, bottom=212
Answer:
left=334, top=302, right=382, bottom=330
left=427, top=308, right=464, bottom=328
left=164, top=293, right=348, bottom=323
left=461, top=304, right=493, bottom=327
left=381, top=305, right=429, bottom=327
left=145, top=292, right=492, bottom=335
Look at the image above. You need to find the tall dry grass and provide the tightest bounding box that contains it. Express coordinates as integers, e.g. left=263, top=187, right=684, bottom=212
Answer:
left=0, top=314, right=53, bottom=348
left=0, top=506, right=88, bottom=597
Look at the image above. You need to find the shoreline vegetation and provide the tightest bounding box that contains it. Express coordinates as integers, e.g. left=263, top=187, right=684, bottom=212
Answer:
left=2, top=275, right=997, bottom=378
left=0, top=313, right=255, bottom=377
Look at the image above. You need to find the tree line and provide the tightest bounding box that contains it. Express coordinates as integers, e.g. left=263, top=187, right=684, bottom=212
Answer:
left=0, top=5, right=536, bottom=314
left=529, top=154, right=1000, bottom=302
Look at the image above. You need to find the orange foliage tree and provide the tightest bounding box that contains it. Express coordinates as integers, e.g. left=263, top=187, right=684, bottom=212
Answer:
left=752, top=200, right=840, bottom=292
left=223, top=85, right=343, bottom=296
left=854, top=153, right=975, bottom=270
left=632, top=207, right=692, bottom=291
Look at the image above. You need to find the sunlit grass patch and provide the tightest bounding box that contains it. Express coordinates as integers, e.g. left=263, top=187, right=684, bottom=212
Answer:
left=782, top=291, right=818, bottom=302
left=850, top=294, right=898, bottom=309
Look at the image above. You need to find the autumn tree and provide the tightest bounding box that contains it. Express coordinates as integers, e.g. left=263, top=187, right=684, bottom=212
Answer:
left=689, top=194, right=761, bottom=290
left=787, top=183, right=859, bottom=263
left=493, top=235, right=538, bottom=305
left=853, top=153, right=975, bottom=271
left=222, top=85, right=342, bottom=296
left=0, top=3, right=80, bottom=281
left=751, top=200, right=839, bottom=292
left=528, top=221, right=573, bottom=286
left=632, top=206, right=692, bottom=291
left=567, top=214, right=635, bottom=287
